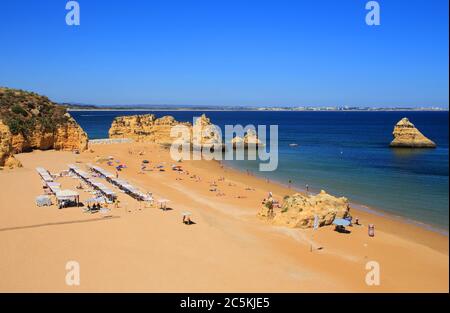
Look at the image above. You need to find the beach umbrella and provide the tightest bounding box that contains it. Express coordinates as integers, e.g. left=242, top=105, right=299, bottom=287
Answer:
left=333, top=218, right=351, bottom=227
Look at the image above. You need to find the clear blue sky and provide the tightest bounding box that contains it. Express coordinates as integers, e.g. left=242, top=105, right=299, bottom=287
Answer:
left=0, top=0, right=448, bottom=107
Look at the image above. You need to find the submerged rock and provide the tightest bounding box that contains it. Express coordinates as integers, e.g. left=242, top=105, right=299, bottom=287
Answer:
left=390, top=118, right=436, bottom=148
left=259, top=190, right=350, bottom=229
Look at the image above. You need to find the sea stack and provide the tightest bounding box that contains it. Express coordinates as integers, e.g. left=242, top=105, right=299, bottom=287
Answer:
left=192, top=114, right=223, bottom=149
left=231, top=129, right=264, bottom=149
left=390, top=118, right=436, bottom=148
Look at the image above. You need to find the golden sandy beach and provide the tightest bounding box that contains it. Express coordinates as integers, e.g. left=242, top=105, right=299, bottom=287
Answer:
left=0, top=142, right=448, bottom=292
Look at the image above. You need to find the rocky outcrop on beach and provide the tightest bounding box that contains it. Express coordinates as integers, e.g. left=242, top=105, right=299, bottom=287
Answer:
left=109, top=114, right=192, bottom=144
left=0, top=87, right=88, bottom=168
left=231, top=129, right=263, bottom=149
left=390, top=118, right=436, bottom=148
left=258, top=190, right=350, bottom=229
left=109, top=113, right=224, bottom=148
left=0, top=120, right=22, bottom=169
left=192, top=114, right=222, bottom=148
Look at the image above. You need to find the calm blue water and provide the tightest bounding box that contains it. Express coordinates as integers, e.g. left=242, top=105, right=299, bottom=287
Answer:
left=71, top=110, right=449, bottom=231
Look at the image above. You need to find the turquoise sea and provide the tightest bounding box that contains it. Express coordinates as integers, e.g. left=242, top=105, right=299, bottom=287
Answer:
left=71, top=110, right=449, bottom=232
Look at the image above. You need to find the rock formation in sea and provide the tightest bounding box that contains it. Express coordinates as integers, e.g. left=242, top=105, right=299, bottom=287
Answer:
left=258, top=190, right=350, bottom=228
left=109, top=113, right=224, bottom=148
left=0, top=87, right=88, bottom=168
left=192, top=114, right=222, bottom=148
left=390, top=117, right=436, bottom=148
left=109, top=114, right=192, bottom=145
left=231, top=129, right=264, bottom=149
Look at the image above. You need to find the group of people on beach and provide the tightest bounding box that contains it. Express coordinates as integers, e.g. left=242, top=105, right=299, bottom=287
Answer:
left=86, top=202, right=109, bottom=213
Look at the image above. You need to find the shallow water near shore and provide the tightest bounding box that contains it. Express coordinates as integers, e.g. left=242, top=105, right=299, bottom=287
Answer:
left=71, top=110, right=449, bottom=231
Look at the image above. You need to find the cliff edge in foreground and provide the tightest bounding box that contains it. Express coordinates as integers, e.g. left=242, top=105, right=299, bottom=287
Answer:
left=390, top=117, right=436, bottom=148
left=0, top=87, right=88, bottom=168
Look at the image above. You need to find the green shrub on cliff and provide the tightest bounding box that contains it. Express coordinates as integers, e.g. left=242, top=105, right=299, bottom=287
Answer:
left=0, top=87, right=70, bottom=136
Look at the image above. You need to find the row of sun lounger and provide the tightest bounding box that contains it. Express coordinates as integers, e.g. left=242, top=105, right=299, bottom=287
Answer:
left=68, top=164, right=117, bottom=201
left=36, top=167, right=53, bottom=183
left=87, top=164, right=153, bottom=202
left=36, top=167, right=62, bottom=195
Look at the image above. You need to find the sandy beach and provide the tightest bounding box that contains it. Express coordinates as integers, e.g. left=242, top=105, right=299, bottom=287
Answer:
left=0, top=142, right=448, bottom=292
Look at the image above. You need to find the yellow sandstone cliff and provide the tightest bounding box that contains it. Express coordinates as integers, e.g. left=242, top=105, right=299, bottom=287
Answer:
left=192, top=114, right=222, bottom=148
left=0, top=120, right=22, bottom=169
left=109, top=114, right=192, bottom=144
left=0, top=88, right=88, bottom=169
left=259, top=190, right=350, bottom=228
left=109, top=113, right=223, bottom=148
left=231, top=129, right=264, bottom=149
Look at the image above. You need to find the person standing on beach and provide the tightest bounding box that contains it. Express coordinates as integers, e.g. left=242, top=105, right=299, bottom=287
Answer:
left=306, top=184, right=309, bottom=192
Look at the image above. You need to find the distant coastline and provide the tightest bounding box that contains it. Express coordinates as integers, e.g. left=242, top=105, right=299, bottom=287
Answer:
left=66, top=107, right=449, bottom=112
left=60, top=101, right=449, bottom=112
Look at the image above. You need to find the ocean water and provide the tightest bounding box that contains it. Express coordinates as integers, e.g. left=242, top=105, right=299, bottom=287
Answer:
left=71, top=110, right=449, bottom=231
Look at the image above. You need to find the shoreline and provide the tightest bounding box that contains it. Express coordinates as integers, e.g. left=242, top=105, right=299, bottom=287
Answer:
left=1, top=143, right=448, bottom=291
left=88, top=138, right=449, bottom=236
left=221, top=161, right=450, bottom=237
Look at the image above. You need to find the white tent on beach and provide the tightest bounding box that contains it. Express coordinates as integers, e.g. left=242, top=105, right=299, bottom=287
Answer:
left=56, top=190, right=80, bottom=205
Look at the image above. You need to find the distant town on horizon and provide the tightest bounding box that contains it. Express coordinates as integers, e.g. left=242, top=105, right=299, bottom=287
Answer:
left=61, top=102, right=449, bottom=112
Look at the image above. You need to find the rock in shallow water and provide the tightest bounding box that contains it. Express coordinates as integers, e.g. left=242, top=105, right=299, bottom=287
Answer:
left=390, top=117, right=436, bottom=148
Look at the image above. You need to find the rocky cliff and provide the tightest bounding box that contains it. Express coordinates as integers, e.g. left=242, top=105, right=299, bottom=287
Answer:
left=109, top=114, right=192, bottom=144
left=0, top=87, right=88, bottom=168
left=192, top=114, right=222, bottom=148
left=231, top=129, right=263, bottom=149
left=258, top=190, right=350, bottom=228
left=0, top=120, right=22, bottom=168
left=109, top=113, right=223, bottom=148
left=390, top=118, right=436, bottom=148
